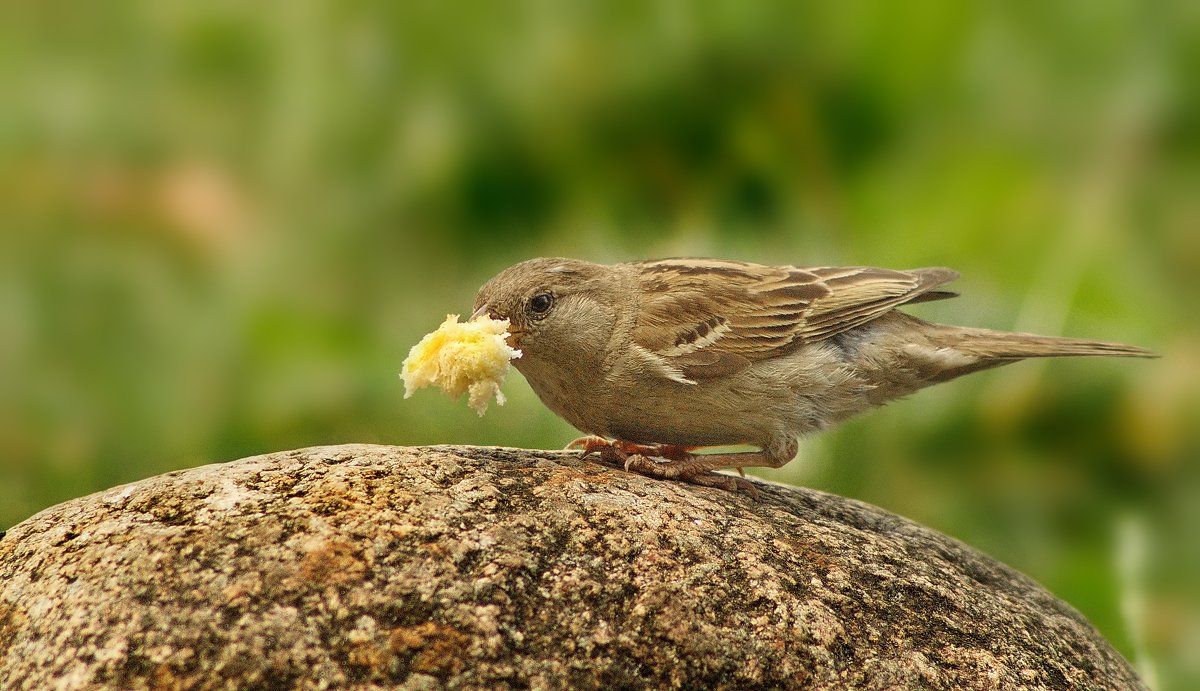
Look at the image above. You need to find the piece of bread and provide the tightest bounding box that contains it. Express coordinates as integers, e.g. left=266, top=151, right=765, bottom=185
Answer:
left=401, top=315, right=522, bottom=415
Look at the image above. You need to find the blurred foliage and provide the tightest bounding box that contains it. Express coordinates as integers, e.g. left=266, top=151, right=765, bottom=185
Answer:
left=2, top=2, right=1198, bottom=688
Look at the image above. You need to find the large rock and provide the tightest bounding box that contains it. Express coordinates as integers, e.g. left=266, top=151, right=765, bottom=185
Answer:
left=0, top=444, right=1142, bottom=690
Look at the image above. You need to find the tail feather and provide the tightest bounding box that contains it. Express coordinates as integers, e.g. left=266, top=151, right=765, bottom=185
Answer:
left=920, top=325, right=1157, bottom=382
left=947, top=328, right=1157, bottom=360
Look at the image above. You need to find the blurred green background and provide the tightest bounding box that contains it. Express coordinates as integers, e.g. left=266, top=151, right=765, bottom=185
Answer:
left=2, top=2, right=1197, bottom=688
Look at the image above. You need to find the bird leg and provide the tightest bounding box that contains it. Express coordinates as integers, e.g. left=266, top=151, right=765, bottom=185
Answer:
left=567, top=437, right=761, bottom=496
left=566, top=437, right=695, bottom=461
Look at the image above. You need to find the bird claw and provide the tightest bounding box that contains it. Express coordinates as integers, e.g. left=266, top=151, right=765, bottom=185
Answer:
left=691, top=471, right=759, bottom=498
left=566, top=436, right=610, bottom=460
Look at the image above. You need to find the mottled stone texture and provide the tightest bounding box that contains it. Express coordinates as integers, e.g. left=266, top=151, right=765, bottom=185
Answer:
left=0, top=444, right=1142, bottom=690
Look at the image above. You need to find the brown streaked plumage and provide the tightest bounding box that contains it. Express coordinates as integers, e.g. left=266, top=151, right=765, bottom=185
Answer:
left=472, top=257, right=1156, bottom=493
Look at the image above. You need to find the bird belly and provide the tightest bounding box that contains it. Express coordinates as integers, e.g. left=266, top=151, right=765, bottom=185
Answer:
left=599, top=345, right=860, bottom=448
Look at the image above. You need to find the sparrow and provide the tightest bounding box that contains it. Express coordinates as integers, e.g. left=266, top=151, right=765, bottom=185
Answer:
left=472, top=257, right=1155, bottom=493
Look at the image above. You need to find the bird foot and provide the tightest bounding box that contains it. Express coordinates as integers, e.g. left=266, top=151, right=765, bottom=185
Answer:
left=566, top=437, right=694, bottom=461
left=566, top=436, right=635, bottom=467
left=565, top=435, right=610, bottom=454
left=567, top=437, right=758, bottom=496
left=623, top=454, right=759, bottom=498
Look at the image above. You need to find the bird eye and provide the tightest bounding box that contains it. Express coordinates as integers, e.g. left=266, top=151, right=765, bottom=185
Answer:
left=528, top=292, right=554, bottom=316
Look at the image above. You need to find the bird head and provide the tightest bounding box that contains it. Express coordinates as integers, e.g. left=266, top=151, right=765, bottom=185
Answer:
left=472, top=257, right=619, bottom=370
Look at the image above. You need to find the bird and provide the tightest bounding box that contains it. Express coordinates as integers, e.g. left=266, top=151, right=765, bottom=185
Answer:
left=471, top=257, right=1156, bottom=493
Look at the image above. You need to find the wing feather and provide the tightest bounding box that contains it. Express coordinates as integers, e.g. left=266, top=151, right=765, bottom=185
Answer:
left=629, top=259, right=958, bottom=381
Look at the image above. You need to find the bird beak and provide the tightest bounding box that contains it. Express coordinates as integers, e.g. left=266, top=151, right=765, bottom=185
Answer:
left=471, top=303, right=523, bottom=349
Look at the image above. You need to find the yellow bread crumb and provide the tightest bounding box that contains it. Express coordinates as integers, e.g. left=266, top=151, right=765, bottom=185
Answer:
left=401, top=314, right=522, bottom=415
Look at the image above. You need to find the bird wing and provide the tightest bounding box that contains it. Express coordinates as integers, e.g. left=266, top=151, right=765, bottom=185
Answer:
left=628, top=258, right=959, bottom=382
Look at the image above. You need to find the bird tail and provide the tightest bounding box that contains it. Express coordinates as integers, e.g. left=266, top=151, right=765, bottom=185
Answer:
left=947, top=327, right=1156, bottom=359
left=924, top=325, right=1157, bottom=381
